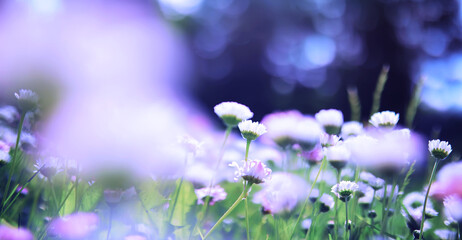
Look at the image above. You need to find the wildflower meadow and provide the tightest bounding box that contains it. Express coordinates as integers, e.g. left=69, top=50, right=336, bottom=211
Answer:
left=0, top=66, right=461, bottom=240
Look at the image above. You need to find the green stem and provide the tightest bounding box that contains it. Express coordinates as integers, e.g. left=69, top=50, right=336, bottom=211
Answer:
left=345, top=200, right=349, bottom=240
left=383, top=178, right=397, bottom=234
left=2, top=113, right=26, bottom=209
left=380, top=185, right=388, bottom=235
left=419, top=159, right=440, bottom=240
left=289, top=157, right=327, bottom=240
left=1, top=166, right=42, bottom=218
left=245, top=139, right=251, bottom=162
left=335, top=169, right=341, bottom=240
left=49, top=179, right=60, bottom=212
left=245, top=197, right=250, bottom=240
left=191, top=127, right=233, bottom=239
left=203, top=190, right=246, bottom=239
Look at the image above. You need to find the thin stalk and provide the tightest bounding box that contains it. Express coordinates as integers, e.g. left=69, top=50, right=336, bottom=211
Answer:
left=192, top=127, right=233, bottom=238
left=275, top=215, right=279, bottom=240
left=380, top=185, right=388, bottom=235
left=370, top=189, right=377, bottom=226
left=345, top=200, right=349, bottom=240
left=370, top=65, right=390, bottom=116
left=244, top=139, right=251, bottom=162
left=289, top=157, right=327, bottom=240
left=347, top=87, right=361, bottom=122
left=203, top=190, right=246, bottom=239
left=2, top=113, right=26, bottom=209
left=245, top=197, right=250, bottom=240
left=305, top=203, right=317, bottom=240
left=335, top=169, right=341, bottom=240
left=1, top=167, right=42, bottom=218
left=49, top=179, right=60, bottom=211
left=382, top=178, right=397, bottom=234
left=419, top=159, right=440, bottom=240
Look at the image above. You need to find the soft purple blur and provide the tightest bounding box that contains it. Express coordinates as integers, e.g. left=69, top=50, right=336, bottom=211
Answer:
left=48, top=212, right=99, bottom=239
left=0, top=225, right=33, bottom=240
left=0, top=0, right=212, bottom=177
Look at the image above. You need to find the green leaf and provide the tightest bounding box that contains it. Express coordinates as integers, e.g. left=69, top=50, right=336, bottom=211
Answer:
left=79, top=183, right=102, bottom=212
left=136, top=180, right=167, bottom=210
left=170, top=180, right=196, bottom=226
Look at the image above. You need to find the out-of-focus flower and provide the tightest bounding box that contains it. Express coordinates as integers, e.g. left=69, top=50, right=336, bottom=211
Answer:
left=431, top=162, right=462, bottom=199
left=369, top=111, right=399, bottom=128
left=301, top=219, right=312, bottom=230
left=230, top=159, right=271, bottom=184
left=324, top=144, right=350, bottom=171
left=315, top=109, right=343, bottom=135
left=34, top=156, right=62, bottom=179
left=444, top=195, right=462, bottom=222
left=356, top=182, right=374, bottom=198
left=48, top=212, right=99, bottom=239
left=319, top=193, right=334, bottom=212
left=344, top=129, right=423, bottom=177
left=309, top=189, right=320, bottom=203
left=261, top=111, right=322, bottom=150
left=358, top=190, right=374, bottom=209
left=341, top=121, right=363, bottom=139
left=125, top=235, right=147, bottom=240
left=238, top=120, right=267, bottom=141
left=428, top=139, right=452, bottom=160
left=214, top=102, right=253, bottom=127
left=376, top=185, right=399, bottom=202
left=195, top=185, right=227, bottom=205
left=360, top=172, right=385, bottom=190
left=403, top=207, right=433, bottom=232
left=14, top=89, right=38, bottom=113
left=0, top=225, right=34, bottom=240
left=434, top=229, right=457, bottom=240
left=403, top=192, right=428, bottom=210
left=253, top=172, right=307, bottom=214
left=331, top=181, right=358, bottom=202
left=0, top=141, right=10, bottom=165
left=0, top=106, right=18, bottom=123
left=177, top=135, right=203, bottom=156
left=320, top=133, right=340, bottom=148
left=301, top=146, right=323, bottom=166
left=103, top=189, right=124, bottom=204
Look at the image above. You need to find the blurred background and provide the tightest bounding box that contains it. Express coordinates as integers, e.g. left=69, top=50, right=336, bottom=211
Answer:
left=0, top=0, right=461, bottom=155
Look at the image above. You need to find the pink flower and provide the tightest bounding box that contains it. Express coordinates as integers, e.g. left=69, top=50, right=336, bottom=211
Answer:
left=230, top=159, right=272, bottom=184
left=0, top=225, right=33, bottom=240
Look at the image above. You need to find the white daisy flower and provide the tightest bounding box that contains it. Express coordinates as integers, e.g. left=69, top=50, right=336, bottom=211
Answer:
left=428, top=139, right=452, bottom=160
left=315, top=109, right=343, bottom=135
left=238, top=120, right=267, bottom=141
left=14, top=89, right=39, bottom=112
left=341, top=121, right=363, bottom=139
left=369, top=111, right=399, bottom=128
left=324, top=144, right=350, bottom=171
left=331, top=181, right=359, bottom=202
left=214, top=101, right=253, bottom=127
